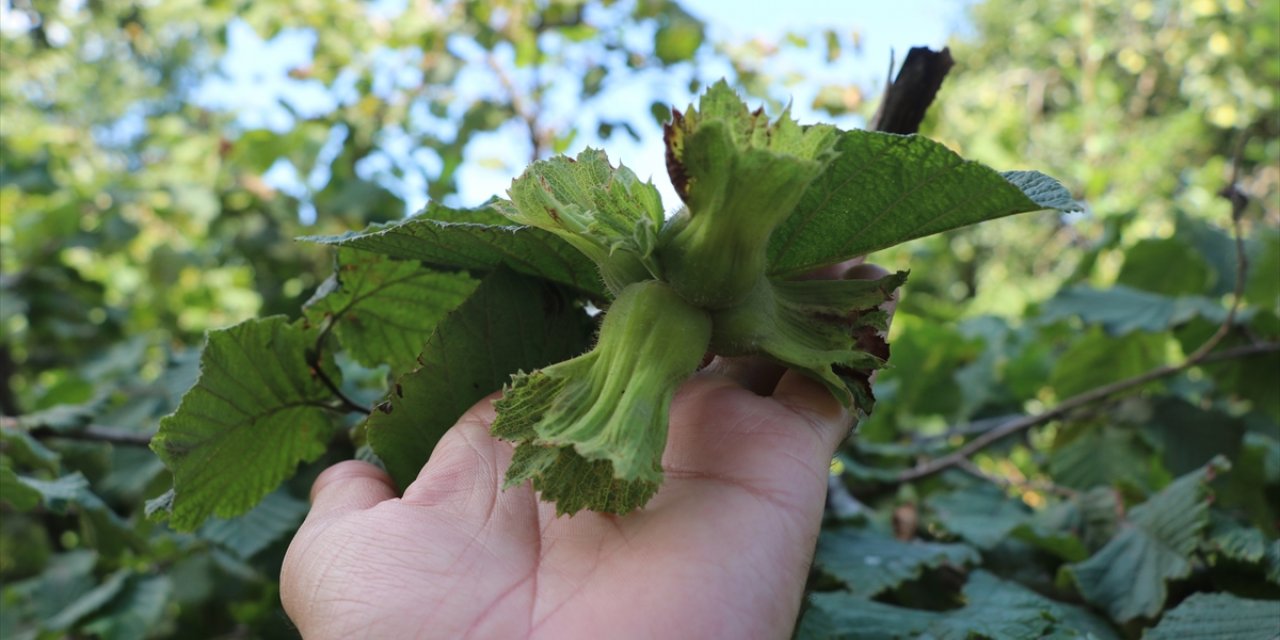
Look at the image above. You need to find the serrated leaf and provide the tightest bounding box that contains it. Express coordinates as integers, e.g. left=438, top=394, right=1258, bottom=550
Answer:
left=304, top=249, right=478, bottom=375
left=814, top=526, right=980, bottom=597
left=767, top=131, right=1077, bottom=276
left=1042, top=285, right=1232, bottom=336
left=150, top=316, right=340, bottom=531
left=366, top=269, right=594, bottom=490
left=798, top=570, right=1119, bottom=640
left=1143, top=592, right=1280, bottom=640
left=199, top=489, right=309, bottom=559
left=302, top=202, right=606, bottom=299
left=1203, top=512, right=1267, bottom=564
left=926, top=484, right=1032, bottom=549
left=499, top=148, right=664, bottom=291
left=1068, top=459, right=1226, bottom=622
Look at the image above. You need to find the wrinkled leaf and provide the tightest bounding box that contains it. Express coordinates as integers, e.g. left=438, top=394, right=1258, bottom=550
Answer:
left=1143, top=592, right=1280, bottom=640
left=768, top=131, right=1077, bottom=276
left=798, top=570, right=1118, bottom=640
left=302, top=202, right=606, bottom=299
left=304, top=249, right=478, bottom=375
left=1068, top=459, right=1226, bottom=622
left=150, top=317, right=340, bottom=531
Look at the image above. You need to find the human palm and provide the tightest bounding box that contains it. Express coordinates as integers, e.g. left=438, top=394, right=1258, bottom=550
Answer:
left=281, top=367, right=852, bottom=640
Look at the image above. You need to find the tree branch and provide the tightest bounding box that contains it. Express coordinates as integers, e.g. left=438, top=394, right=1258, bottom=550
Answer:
left=869, top=47, right=955, bottom=134
left=896, top=342, right=1277, bottom=482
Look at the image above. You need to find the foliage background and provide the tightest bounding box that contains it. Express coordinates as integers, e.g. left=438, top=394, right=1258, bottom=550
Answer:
left=1, top=0, right=1277, bottom=637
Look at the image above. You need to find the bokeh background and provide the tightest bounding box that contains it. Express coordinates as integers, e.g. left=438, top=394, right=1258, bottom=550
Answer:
left=2, top=0, right=1277, bottom=637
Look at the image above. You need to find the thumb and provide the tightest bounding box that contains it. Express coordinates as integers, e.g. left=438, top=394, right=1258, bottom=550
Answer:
left=305, top=460, right=397, bottom=521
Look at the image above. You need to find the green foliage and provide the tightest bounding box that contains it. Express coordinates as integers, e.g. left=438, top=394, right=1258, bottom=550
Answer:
left=150, top=317, right=339, bottom=531
left=799, top=570, right=1119, bottom=640
left=1143, top=592, right=1280, bottom=640
left=1068, top=460, right=1223, bottom=622
left=4, top=0, right=1278, bottom=636
left=767, top=141, right=1075, bottom=277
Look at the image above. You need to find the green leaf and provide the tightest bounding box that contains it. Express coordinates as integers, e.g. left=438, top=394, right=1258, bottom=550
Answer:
left=44, top=569, right=129, bottom=632
left=767, top=131, right=1077, bottom=276
left=199, top=489, right=309, bottom=559
left=303, top=249, right=478, bottom=375
left=1042, top=285, right=1231, bottom=336
left=1068, top=459, right=1226, bottom=622
left=151, top=317, right=340, bottom=531
left=302, top=202, right=606, bottom=299
left=499, top=148, right=665, bottom=292
left=1048, top=424, right=1154, bottom=491
left=1203, top=512, right=1268, bottom=564
left=813, top=526, right=980, bottom=597
left=1143, top=592, right=1280, bottom=640
left=798, top=570, right=1119, bottom=640
left=1116, top=238, right=1214, bottom=296
left=653, top=16, right=703, bottom=64
left=80, top=575, right=172, bottom=640
left=0, top=462, right=43, bottom=511
left=1140, top=398, right=1244, bottom=476
left=926, top=484, right=1032, bottom=549
left=1049, top=327, right=1167, bottom=398
left=0, top=427, right=61, bottom=473
left=0, top=470, right=140, bottom=557
left=366, top=270, right=594, bottom=490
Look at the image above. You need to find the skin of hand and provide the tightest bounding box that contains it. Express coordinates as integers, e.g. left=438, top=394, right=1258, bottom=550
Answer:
left=280, top=262, right=894, bottom=640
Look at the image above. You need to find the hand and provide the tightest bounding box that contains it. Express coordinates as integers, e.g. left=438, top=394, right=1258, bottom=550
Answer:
left=281, top=263, right=894, bottom=640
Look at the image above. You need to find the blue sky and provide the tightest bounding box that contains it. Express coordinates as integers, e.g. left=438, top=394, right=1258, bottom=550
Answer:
left=193, top=0, right=970, bottom=218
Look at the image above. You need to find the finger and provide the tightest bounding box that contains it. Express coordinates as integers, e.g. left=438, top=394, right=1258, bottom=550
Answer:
left=305, top=460, right=397, bottom=521
left=770, top=370, right=852, bottom=453
left=702, top=355, right=786, bottom=395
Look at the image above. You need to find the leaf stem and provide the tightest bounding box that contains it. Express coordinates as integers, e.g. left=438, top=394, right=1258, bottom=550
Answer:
left=309, top=318, right=371, bottom=416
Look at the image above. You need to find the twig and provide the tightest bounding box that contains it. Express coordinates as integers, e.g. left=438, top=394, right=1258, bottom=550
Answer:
left=869, top=47, right=955, bottom=135
left=911, top=413, right=1022, bottom=444
left=899, top=342, right=1275, bottom=483
left=957, top=458, right=1078, bottom=498
left=487, top=54, right=545, bottom=161
left=308, top=318, right=371, bottom=416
